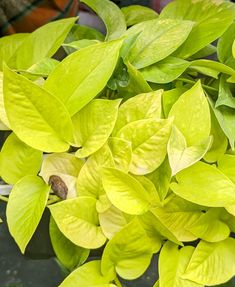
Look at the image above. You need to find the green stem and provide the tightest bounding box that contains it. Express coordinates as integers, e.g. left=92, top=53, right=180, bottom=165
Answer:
left=114, top=277, right=123, bottom=287
left=0, top=195, right=8, bottom=202
left=177, top=77, right=218, bottom=92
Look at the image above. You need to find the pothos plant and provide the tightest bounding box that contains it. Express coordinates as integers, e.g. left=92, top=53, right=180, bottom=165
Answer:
left=1, top=0, right=235, bottom=286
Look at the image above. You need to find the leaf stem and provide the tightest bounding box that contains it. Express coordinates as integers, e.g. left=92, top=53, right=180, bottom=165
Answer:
left=0, top=195, right=8, bottom=202
left=177, top=77, right=218, bottom=92
left=114, top=277, right=123, bottom=287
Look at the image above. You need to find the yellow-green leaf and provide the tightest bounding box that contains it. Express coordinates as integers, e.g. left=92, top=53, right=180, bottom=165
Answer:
left=169, top=81, right=211, bottom=146
left=73, top=99, right=121, bottom=157
left=4, top=66, right=73, bottom=152
left=49, top=197, right=106, bottom=249
left=6, top=175, right=50, bottom=253
left=171, top=161, right=235, bottom=207
left=0, top=133, right=42, bottom=184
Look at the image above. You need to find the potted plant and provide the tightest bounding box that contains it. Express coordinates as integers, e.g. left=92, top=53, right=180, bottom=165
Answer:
left=1, top=0, right=235, bottom=286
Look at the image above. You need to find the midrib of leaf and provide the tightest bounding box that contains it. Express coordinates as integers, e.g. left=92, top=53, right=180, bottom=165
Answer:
left=132, top=121, right=170, bottom=153
left=131, top=22, right=186, bottom=64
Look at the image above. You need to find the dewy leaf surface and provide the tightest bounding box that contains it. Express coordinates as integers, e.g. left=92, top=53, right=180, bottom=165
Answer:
left=101, top=218, right=153, bottom=280
left=159, top=241, right=203, bottom=287
left=171, top=161, right=235, bottom=207
left=167, top=126, right=212, bottom=175
left=49, top=197, right=106, bottom=249
left=59, top=260, right=113, bottom=287
left=0, top=133, right=42, bottom=184
left=160, top=0, right=235, bottom=58
left=117, top=118, right=172, bottom=175
left=49, top=217, right=89, bottom=271
left=125, top=18, right=193, bottom=69
left=6, top=176, right=50, bottom=253
left=102, top=167, right=151, bottom=215
left=169, top=81, right=210, bottom=146
left=183, top=238, right=235, bottom=286
left=3, top=66, right=73, bottom=152
left=40, top=153, right=84, bottom=199
left=44, top=40, right=123, bottom=116
left=13, top=18, right=76, bottom=70
left=73, top=99, right=121, bottom=157
left=113, top=90, right=162, bottom=135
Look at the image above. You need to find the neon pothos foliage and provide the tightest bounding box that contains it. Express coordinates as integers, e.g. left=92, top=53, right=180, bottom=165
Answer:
left=1, top=0, right=235, bottom=286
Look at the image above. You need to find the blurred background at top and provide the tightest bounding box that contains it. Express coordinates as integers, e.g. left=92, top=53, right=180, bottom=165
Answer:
left=0, top=0, right=171, bottom=36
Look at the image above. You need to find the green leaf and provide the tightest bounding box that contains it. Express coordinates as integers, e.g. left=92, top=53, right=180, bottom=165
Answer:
left=167, top=126, right=212, bottom=175
left=6, top=175, right=50, bottom=253
left=141, top=57, right=190, bottom=84
left=49, top=197, right=106, bottom=249
left=189, top=44, right=216, bottom=60
left=49, top=217, right=89, bottom=271
left=208, top=97, right=235, bottom=149
left=171, top=161, right=235, bottom=207
left=63, top=39, right=99, bottom=51
left=99, top=205, right=132, bottom=239
left=138, top=213, right=163, bottom=253
left=44, top=40, right=123, bottom=116
left=19, top=57, right=59, bottom=78
left=40, top=153, right=84, bottom=199
left=148, top=210, right=182, bottom=245
left=108, top=137, right=132, bottom=172
left=102, top=167, right=151, bottom=215
left=152, top=194, right=202, bottom=242
left=187, top=208, right=230, bottom=243
left=121, top=5, right=158, bottom=26
left=101, top=218, right=153, bottom=280
left=73, top=99, right=121, bottom=157
left=218, top=22, right=235, bottom=64
left=0, top=133, right=42, bottom=184
left=183, top=238, right=235, bottom=286
left=146, top=157, right=172, bottom=201
left=160, top=0, right=235, bottom=59
left=0, top=33, right=28, bottom=70
left=169, top=81, right=211, bottom=146
left=125, top=19, right=193, bottom=69
left=113, top=90, right=162, bottom=135
left=65, top=24, right=105, bottom=42
left=117, top=62, right=152, bottom=99
left=133, top=175, right=161, bottom=207
left=159, top=241, right=203, bottom=287
left=216, top=75, right=235, bottom=109
left=12, top=18, right=76, bottom=70
left=0, top=71, right=10, bottom=128
left=218, top=154, right=235, bottom=185
left=117, top=118, right=172, bottom=175
left=81, top=0, right=126, bottom=41
left=162, top=87, right=186, bottom=118
left=203, top=108, right=228, bottom=163
left=59, top=260, right=114, bottom=287
left=3, top=66, right=73, bottom=152
left=77, top=144, right=114, bottom=200
left=190, top=60, right=235, bottom=80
